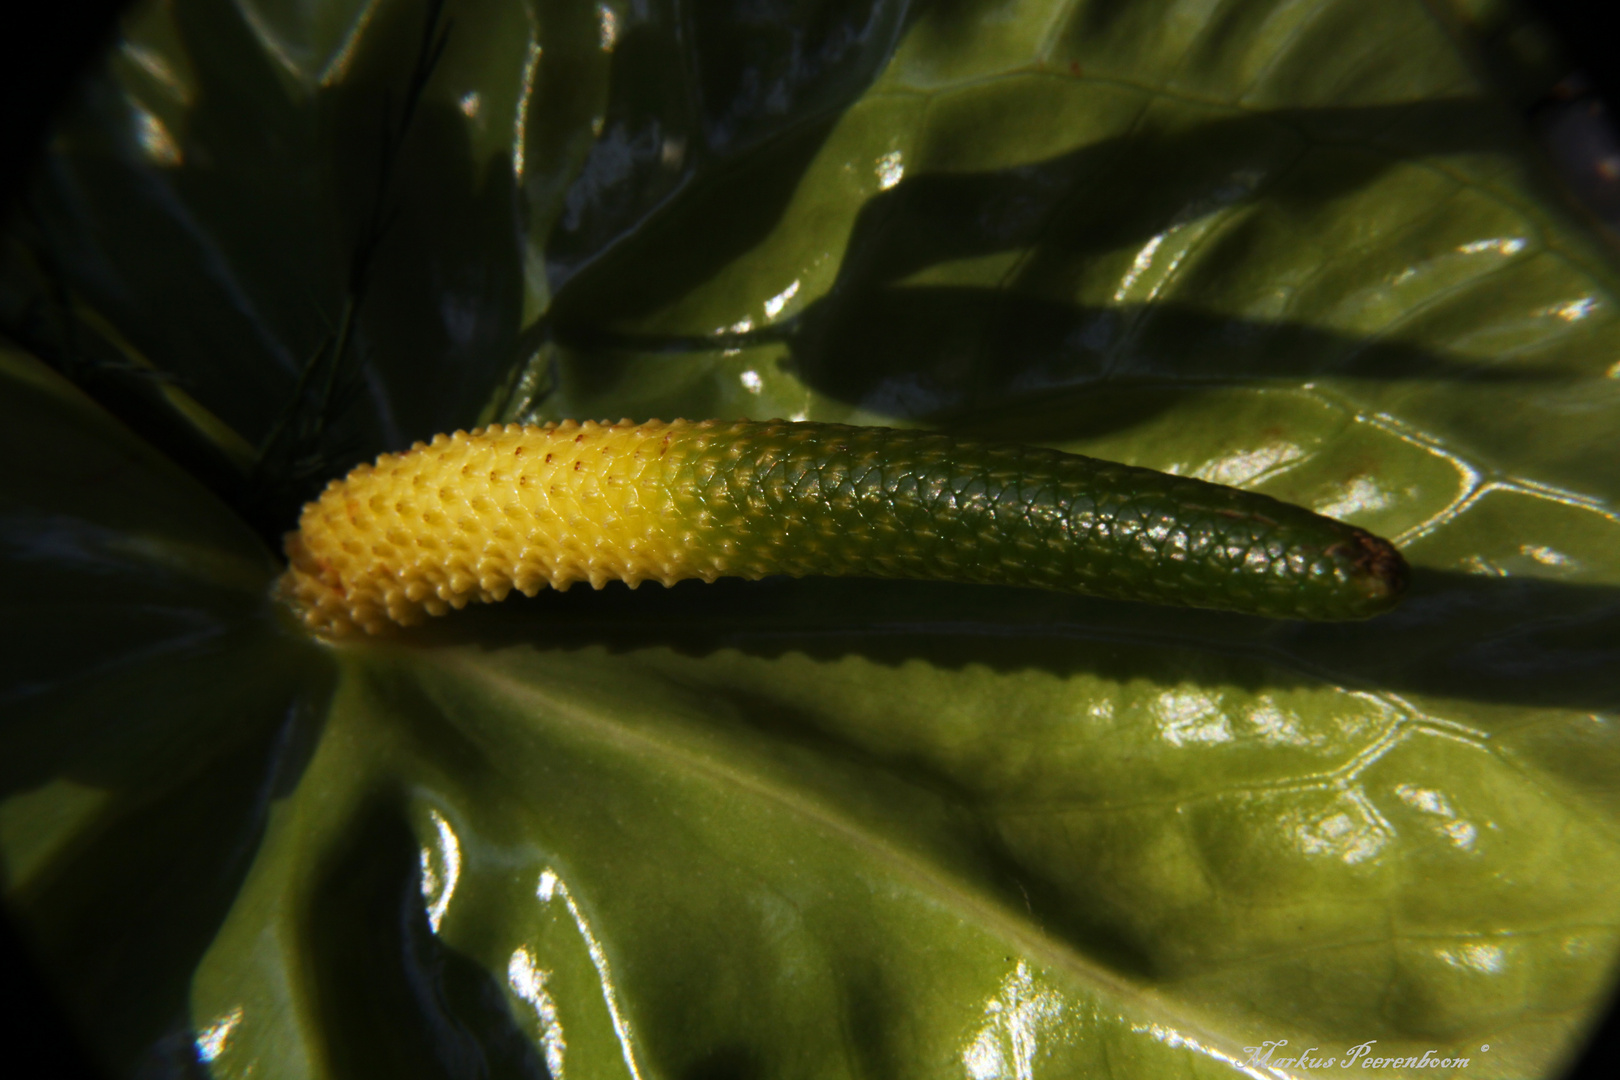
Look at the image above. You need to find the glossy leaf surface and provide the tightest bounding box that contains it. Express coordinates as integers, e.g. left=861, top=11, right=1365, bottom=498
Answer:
left=4, top=1, right=1620, bottom=1078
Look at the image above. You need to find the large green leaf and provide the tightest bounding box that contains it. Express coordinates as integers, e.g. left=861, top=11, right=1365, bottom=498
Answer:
left=4, top=0, right=1620, bottom=1077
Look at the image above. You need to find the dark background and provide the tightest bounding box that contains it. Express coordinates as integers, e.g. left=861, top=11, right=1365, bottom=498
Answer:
left=2, top=1, right=1617, bottom=1077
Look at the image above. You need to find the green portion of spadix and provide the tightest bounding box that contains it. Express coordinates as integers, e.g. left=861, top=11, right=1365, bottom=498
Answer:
left=674, top=422, right=1405, bottom=619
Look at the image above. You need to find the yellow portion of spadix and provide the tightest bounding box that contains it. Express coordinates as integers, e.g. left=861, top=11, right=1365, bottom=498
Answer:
left=281, top=419, right=722, bottom=636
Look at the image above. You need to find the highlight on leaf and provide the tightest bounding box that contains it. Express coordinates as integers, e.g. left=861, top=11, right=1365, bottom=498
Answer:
left=280, top=418, right=1408, bottom=636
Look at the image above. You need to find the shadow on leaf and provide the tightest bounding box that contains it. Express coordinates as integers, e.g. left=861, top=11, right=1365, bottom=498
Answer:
left=419, top=568, right=1620, bottom=714
left=554, top=95, right=1566, bottom=431
left=305, top=795, right=551, bottom=1080
left=0, top=653, right=331, bottom=1076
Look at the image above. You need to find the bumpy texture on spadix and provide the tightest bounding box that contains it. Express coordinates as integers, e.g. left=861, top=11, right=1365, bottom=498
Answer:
left=280, top=419, right=1408, bottom=635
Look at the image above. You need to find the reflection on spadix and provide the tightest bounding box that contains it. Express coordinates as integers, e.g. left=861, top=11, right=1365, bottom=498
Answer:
left=418, top=808, right=461, bottom=933
left=534, top=867, right=646, bottom=1080
left=961, top=960, right=1064, bottom=1080
left=193, top=1004, right=242, bottom=1064
left=509, top=947, right=567, bottom=1078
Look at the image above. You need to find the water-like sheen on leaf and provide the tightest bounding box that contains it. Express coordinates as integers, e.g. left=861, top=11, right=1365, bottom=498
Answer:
left=4, top=1, right=1620, bottom=1079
